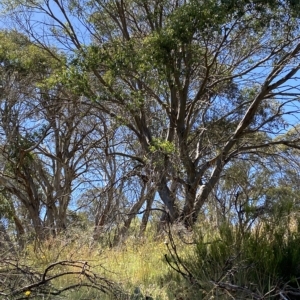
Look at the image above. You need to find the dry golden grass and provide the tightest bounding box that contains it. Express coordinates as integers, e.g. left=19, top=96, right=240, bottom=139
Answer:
left=20, top=227, right=193, bottom=299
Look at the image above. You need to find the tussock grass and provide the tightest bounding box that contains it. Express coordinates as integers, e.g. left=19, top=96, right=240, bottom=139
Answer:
left=6, top=213, right=300, bottom=299
left=19, top=227, right=189, bottom=299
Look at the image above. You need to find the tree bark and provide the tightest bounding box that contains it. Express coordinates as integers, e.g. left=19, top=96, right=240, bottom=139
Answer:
left=139, top=188, right=155, bottom=236
left=157, top=178, right=179, bottom=223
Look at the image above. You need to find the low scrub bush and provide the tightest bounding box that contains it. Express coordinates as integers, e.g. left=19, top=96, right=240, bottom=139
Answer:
left=166, top=218, right=300, bottom=299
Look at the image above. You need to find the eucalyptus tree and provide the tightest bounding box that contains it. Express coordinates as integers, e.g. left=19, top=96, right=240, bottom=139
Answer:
left=0, top=30, right=108, bottom=238
left=206, top=126, right=300, bottom=234
left=0, top=30, right=54, bottom=239
left=78, top=119, right=157, bottom=241
left=3, top=0, right=300, bottom=227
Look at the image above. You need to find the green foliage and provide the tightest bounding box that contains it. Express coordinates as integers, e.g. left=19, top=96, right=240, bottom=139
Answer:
left=177, top=217, right=300, bottom=298
left=245, top=226, right=300, bottom=283
left=149, top=138, right=176, bottom=155
left=5, top=134, right=37, bottom=170
left=0, top=30, right=60, bottom=76
left=1, top=7, right=300, bottom=300
left=0, top=192, right=14, bottom=220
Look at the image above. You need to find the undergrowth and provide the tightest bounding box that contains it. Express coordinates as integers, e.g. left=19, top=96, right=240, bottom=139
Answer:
left=2, top=215, right=300, bottom=299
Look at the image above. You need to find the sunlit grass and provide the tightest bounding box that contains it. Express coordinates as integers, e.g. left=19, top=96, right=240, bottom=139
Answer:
left=15, top=215, right=300, bottom=299
left=20, top=226, right=191, bottom=299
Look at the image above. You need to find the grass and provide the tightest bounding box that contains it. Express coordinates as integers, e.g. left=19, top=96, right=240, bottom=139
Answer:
left=4, top=214, right=300, bottom=299
left=18, top=227, right=190, bottom=299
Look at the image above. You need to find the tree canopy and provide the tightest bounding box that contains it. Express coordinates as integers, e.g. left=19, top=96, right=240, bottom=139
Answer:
left=0, top=0, right=300, bottom=240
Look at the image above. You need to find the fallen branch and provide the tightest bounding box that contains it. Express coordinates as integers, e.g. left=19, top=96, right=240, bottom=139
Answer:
left=0, top=258, right=127, bottom=299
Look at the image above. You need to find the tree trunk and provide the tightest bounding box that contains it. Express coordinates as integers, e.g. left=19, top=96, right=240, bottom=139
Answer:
left=113, top=184, right=149, bottom=245
left=45, top=202, right=57, bottom=237
left=13, top=215, right=25, bottom=249
left=180, top=184, right=197, bottom=228
left=27, top=203, right=44, bottom=240
left=157, top=178, right=179, bottom=222
left=139, top=189, right=155, bottom=236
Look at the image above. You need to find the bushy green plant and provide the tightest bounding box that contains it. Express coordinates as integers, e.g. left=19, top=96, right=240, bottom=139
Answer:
left=244, top=224, right=300, bottom=286
left=174, top=218, right=300, bottom=299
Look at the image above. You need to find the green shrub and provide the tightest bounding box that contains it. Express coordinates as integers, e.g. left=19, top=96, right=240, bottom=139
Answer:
left=174, top=219, right=300, bottom=299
